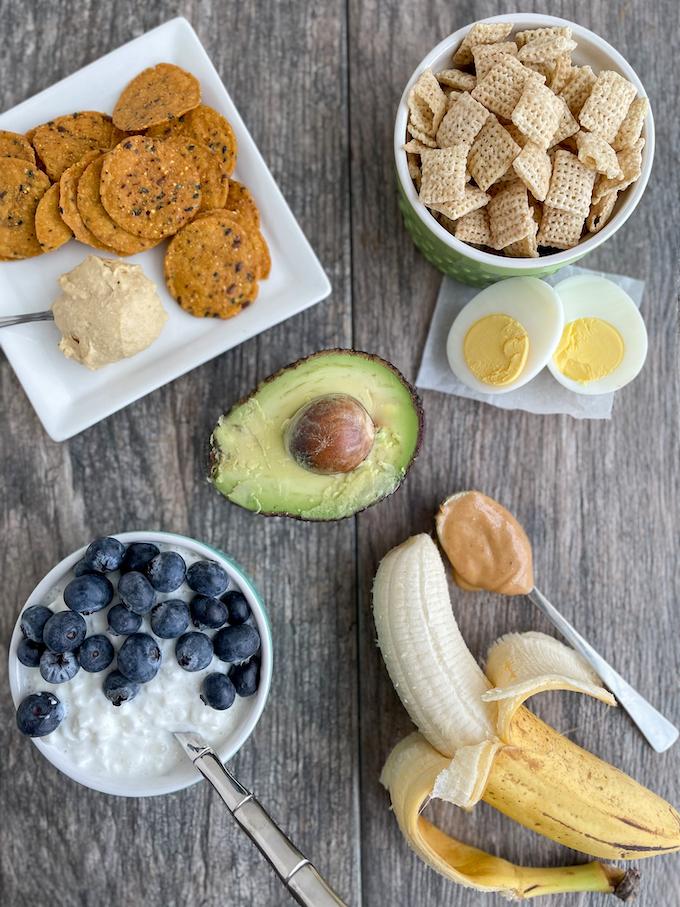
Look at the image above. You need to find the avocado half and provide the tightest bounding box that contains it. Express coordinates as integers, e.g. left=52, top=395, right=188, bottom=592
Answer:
left=209, top=349, right=424, bottom=520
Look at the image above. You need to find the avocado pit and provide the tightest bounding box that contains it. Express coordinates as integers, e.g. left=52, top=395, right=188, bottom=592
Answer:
left=285, top=394, right=375, bottom=475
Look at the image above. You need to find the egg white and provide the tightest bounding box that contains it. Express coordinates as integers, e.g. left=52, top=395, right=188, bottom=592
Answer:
left=446, top=277, right=564, bottom=395
left=548, top=275, right=648, bottom=395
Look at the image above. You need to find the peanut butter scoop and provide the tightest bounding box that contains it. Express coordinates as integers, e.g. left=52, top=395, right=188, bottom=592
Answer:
left=435, top=490, right=534, bottom=595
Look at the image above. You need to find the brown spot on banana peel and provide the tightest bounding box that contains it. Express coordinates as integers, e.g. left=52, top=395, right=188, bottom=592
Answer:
left=539, top=812, right=680, bottom=856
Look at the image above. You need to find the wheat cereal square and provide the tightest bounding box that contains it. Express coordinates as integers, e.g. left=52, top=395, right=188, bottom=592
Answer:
left=419, top=146, right=468, bottom=204
left=454, top=207, right=493, bottom=245
left=575, top=131, right=623, bottom=179
left=511, top=81, right=562, bottom=149
left=512, top=141, right=552, bottom=200
left=468, top=115, right=522, bottom=191
left=559, top=65, right=597, bottom=116
left=579, top=70, right=637, bottom=142
left=612, top=97, right=648, bottom=151
left=453, top=21, right=514, bottom=66
left=436, top=91, right=489, bottom=148
left=537, top=204, right=584, bottom=249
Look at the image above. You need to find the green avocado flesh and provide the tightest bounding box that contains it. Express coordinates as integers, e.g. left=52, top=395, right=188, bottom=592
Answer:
left=210, top=351, right=422, bottom=520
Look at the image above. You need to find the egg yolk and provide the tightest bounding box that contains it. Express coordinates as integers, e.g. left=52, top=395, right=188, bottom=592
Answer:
left=463, top=314, right=529, bottom=387
left=553, top=317, right=624, bottom=384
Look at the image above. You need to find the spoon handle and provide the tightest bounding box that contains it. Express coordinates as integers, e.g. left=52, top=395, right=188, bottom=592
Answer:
left=0, top=310, right=54, bottom=328
left=529, top=587, right=678, bottom=753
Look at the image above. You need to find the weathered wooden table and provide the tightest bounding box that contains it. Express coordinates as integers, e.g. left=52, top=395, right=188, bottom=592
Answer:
left=1, top=1, right=678, bottom=905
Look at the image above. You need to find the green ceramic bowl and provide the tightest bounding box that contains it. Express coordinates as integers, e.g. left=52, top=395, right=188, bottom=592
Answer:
left=395, top=14, right=654, bottom=287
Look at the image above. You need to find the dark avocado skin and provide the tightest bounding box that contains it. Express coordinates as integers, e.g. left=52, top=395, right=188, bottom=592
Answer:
left=208, top=348, right=425, bottom=521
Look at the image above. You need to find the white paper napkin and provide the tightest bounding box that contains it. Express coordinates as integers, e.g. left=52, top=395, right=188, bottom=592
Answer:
left=415, top=265, right=645, bottom=420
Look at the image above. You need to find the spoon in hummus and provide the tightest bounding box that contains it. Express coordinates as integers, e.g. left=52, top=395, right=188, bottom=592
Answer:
left=0, top=310, right=54, bottom=327
left=436, top=490, right=679, bottom=753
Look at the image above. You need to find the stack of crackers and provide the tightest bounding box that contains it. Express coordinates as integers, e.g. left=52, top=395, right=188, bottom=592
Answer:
left=404, top=22, right=648, bottom=257
left=0, top=63, right=270, bottom=319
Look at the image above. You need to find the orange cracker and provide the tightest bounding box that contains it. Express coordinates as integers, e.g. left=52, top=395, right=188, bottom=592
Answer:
left=453, top=21, right=513, bottom=66
left=429, top=186, right=490, bottom=220
left=472, top=42, right=518, bottom=81
left=419, top=146, right=467, bottom=204
left=559, top=65, right=597, bottom=116
left=149, top=104, right=238, bottom=177
left=453, top=207, right=492, bottom=246
left=0, top=158, right=50, bottom=259
left=612, top=97, right=647, bottom=151
left=436, top=69, right=476, bottom=91
left=471, top=55, right=542, bottom=121
left=35, top=182, right=73, bottom=253
left=537, top=204, right=584, bottom=249
left=512, top=141, right=552, bottom=201
left=487, top=180, right=534, bottom=249
left=578, top=70, right=637, bottom=143
left=468, top=115, right=521, bottom=192
left=59, top=151, right=116, bottom=250
left=511, top=80, right=562, bottom=149
left=99, top=135, right=201, bottom=240
left=544, top=149, right=596, bottom=218
left=224, top=180, right=261, bottom=227
left=0, top=129, right=36, bottom=163
left=31, top=111, right=122, bottom=181
left=575, top=131, right=622, bottom=179
left=113, top=63, right=200, bottom=131
left=164, top=212, right=259, bottom=319
left=436, top=91, right=489, bottom=149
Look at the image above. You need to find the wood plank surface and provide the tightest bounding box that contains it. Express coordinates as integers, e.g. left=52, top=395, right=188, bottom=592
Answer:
left=1, top=1, right=679, bottom=906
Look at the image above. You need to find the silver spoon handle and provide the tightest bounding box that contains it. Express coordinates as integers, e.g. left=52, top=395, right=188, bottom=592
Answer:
left=529, top=587, right=678, bottom=753
left=191, top=748, right=346, bottom=906
left=0, top=310, right=54, bottom=328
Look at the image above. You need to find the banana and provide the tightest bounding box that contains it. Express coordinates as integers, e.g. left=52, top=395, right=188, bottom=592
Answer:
left=373, top=534, right=680, bottom=896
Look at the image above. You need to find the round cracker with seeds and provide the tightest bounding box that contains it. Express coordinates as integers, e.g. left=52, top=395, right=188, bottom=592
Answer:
left=224, top=180, right=260, bottom=226
left=77, top=155, right=158, bottom=255
left=0, top=130, right=36, bottom=164
left=147, top=104, right=237, bottom=176
left=31, top=111, right=123, bottom=181
left=35, top=182, right=73, bottom=252
left=100, top=135, right=202, bottom=240
left=164, top=212, right=259, bottom=319
left=0, top=157, right=51, bottom=259
left=194, top=207, right=269, bottom=280
left=113, top=63, right=200, bottom=132
left=174, top=138, right=228, bottom=211
left=60, top=152, right=116, bottom=251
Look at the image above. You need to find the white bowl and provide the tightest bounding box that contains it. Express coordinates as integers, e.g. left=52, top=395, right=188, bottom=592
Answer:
left=394, top=13, right=655, bottom=277
left=8, top=531, right=273, bottom=797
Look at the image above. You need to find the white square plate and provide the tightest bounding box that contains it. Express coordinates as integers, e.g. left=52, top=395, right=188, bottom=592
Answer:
left=0, top=17, right=331, bottom=441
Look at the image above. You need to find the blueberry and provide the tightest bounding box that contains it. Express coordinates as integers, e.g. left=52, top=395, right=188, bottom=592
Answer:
left=107, top=603, right=142, bottom=636
left=20, top=604, right=53, bottom=642
left=85, top=536, right=126, bottom=572
left=229, top=659, right=260, bottom=697
left=223, top=590, right=251, bottom=625
left=17, top=638, right=45, bottom=668
left=190, top=594, right=228, bottom=630
left=175, top=632, right=213, bottom=672
left=43, top=611, right=86, bottom=653
left=73, top=557, right=101, bottom=577
left=63, top=574, right=113, bottom=615
left=121, top=542, right=160, bottom=574
left=103, top=670, right=140, bottom=706
left=200, top=673, right=236, bottom=710
left=150, top=599, right=190, bottom=638
left=40, top=650, right=80, bottom=684
left=186, top=560, right=229, bottom=597
left=213, top=625, right=260, bottom=663
left=79, top=635, right=114, bottom=672
left=16, top=692, right=65, bottom=736
left=118, top=571, right=155, bottom=614
left=117, top=632, right=162, bottom=683
left=146, top=551, right=186, bottom=593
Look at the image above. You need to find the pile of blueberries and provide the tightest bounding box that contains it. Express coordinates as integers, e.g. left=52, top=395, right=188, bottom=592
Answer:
left=16, top=537, right=261, bottom=738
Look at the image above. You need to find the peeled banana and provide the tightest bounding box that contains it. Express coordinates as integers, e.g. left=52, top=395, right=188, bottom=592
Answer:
left=373, top=534, right=680, bottom=898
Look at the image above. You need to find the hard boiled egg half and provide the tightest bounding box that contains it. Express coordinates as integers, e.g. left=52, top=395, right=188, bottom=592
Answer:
left=446, top=277, right=564, bottom=394
left=548, top=275, right=648, bottom=395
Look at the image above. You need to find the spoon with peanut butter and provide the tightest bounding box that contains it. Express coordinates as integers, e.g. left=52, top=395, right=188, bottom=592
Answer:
left=436, top=490, right=678, bottom=753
